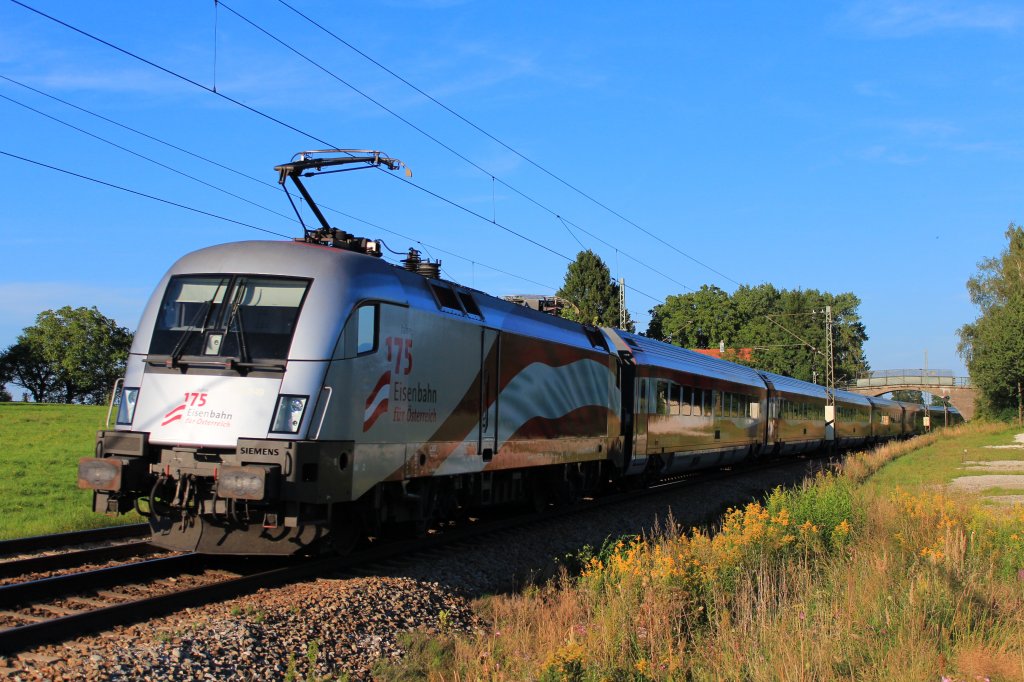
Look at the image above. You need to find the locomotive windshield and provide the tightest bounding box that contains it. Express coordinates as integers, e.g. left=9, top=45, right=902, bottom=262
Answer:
left=150, top=274, right=311, bottom=362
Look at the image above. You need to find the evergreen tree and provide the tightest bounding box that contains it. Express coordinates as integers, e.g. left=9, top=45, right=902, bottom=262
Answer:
left=557, top=250, right=633, bottom=330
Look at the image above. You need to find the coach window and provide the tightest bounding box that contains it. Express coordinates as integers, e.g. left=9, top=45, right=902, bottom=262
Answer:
left=668, top=383, right=680, bottom=415
left=656, top=381, right=669, bottom=415
left=637, top=379, right=648, bottom=413
left=681, top=386, right=692, bottom=416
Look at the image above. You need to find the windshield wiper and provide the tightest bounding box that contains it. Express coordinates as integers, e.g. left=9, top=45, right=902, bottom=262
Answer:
left=165, top=288, right=223, bottom=367
left=224, top=286, right=250, bottom=366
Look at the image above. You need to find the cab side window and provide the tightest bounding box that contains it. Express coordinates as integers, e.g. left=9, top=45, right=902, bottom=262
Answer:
left=356, top=304, right=378, bottom=355
left=337, top=303, right=379, bottom=359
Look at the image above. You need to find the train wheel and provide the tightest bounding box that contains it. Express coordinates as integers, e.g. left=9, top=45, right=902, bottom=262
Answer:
left=328, top=501, right=367, bottom=553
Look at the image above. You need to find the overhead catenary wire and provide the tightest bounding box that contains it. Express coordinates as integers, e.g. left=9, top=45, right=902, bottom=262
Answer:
left=272, top=0, right=739, bottom=287
left=8, top=0, right=577, bottom=262
left=0, top=149, right=291, bottom=238
left=0, top=76, right=565, bottom=295
left=7, top=0, right=690, bottom=304
left=216, top=0, right=695, bottom=293
left=0, top=76, right=573, bottom=294
left=0, top=91, right=298, bottom=225
left=0, top=75, right=279, bottom=193
left=6, top=1, right=671, bottom=311
left=0, top=147, right=569, bottom=302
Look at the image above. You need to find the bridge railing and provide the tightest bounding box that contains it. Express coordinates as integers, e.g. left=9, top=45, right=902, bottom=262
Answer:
left=851, top=369, right=972, bottom=389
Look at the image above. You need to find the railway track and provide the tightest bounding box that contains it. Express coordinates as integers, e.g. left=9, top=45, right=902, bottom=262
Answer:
left=0, top=453, right=835, bottom=656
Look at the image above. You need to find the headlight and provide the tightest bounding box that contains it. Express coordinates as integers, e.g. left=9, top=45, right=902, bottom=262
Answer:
left=217, top=466, right=267, bottom=500
left=78, top=458, right=123, bottom=491
left=116, top=388, right=140, bottom=426
left=270, top=395, right=308, bottom=433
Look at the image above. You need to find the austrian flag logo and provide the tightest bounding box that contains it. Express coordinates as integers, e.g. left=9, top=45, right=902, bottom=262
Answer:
left=363, top=370, right=391, bottom=431
left=161, top=403, right=185, bottom=426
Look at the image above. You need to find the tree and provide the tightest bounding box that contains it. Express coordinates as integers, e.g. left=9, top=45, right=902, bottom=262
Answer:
left=957, top=224, right=1024, bottom=419
left=0, top=353, right=11, bottom=401
left=0, top=306, right=133, bottom=404
left=648, top=285, right=736, bottom=349
left=647, top=283, right=869, bottom=383
left=888, top=390, right=924, bottom=403
left=557, top=250, right=633, bottom=330
left=0, top=341, right=60, bottom=403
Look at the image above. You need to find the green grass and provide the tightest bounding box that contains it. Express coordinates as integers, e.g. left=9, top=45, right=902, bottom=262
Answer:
left=861, top=423, right=1022, bottom=493
left=0, top=403, right=140, bottom=540
left=979, top=486, right=1024, bottom=496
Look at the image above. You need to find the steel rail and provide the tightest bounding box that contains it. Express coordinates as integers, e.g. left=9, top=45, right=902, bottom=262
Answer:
left=0, top=524, right=149, bottom=556
left=0, top=541, right=157, bottom=580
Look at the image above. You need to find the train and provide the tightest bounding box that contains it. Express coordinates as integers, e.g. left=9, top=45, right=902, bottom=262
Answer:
left=76, top=151, right=963, bottom=555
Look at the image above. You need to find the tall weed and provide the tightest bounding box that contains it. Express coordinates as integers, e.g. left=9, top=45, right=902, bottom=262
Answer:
left=379, top=424, right=1024, bottom=680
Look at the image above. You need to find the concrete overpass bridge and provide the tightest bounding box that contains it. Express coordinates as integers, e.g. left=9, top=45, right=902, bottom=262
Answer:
left=841, top=369, right=977, bottom=420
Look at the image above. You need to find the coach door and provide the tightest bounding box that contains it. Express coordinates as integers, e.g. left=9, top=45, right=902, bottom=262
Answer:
left=479, top=328, right=499, bottom=462
left=632, top=377, right=649, bottom=463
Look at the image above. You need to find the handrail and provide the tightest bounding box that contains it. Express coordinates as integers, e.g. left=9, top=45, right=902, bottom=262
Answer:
left=105, top=377, right=125, bottom=428
left=313, top=386, right=332, bottom=440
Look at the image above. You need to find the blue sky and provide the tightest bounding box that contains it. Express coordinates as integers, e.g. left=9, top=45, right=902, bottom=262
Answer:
left=1, top=0, right=1021, bottom=383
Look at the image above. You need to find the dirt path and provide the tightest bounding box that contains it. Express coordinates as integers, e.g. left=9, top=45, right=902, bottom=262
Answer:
left=948, top=433, right=1024, bottom=505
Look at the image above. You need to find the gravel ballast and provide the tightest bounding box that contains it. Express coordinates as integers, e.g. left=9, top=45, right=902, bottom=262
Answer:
left=3, top=457, right=821, bottom=680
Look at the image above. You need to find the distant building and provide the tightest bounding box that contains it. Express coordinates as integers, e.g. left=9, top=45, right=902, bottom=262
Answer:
left=691, top=347, right=754, bottom=362
left=502, top=294, right=566, bottom=316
